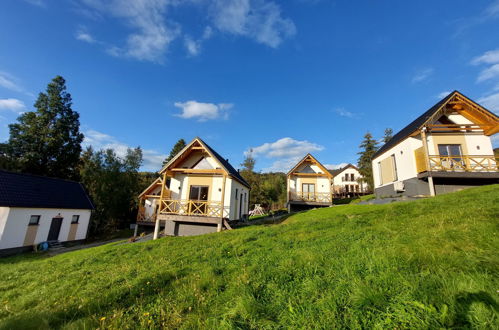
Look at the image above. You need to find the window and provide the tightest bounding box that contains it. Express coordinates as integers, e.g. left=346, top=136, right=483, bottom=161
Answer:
left=29, top=215, right=40, bottom=225
left=235, top=189, right=239, bottom=200
left=350, top=173, right=355, bottom=181
left=391, top=154, right=398, bottom=181
left=71, top=215, right=80, bottom=224
left=378, top=162, right=383, bottom=184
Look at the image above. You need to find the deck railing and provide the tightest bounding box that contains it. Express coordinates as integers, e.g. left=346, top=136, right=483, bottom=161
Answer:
left=158, top=199, right=228, bottom=218
left=415, top=152, right=499, bottom=173
left=137, top=205, right=157, bottom=223
left=289, top=192, right=332, bottom=203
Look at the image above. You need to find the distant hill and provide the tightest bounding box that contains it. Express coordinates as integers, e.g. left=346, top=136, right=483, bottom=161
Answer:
left=1, top=185, right=498, bottom=328
left=494, top=147, right=498, bottom=158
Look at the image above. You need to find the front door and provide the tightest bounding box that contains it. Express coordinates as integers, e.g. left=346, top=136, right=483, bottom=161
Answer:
left=302, top=183, right=315, bottom=201
left=189, top=186, right=209, bottom=215
left=47, top=217, right=63, bottom=241
left=438, top=144, right=463, bottom=170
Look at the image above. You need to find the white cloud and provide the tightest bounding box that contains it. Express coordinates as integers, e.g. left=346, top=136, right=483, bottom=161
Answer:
left=76, top=29, right=96, bottom=43
left=471, top=49, right=499, bottom=65
left=0, top=72, right=23, bottom=93
left=210, top=0, right=296, bottom=48
left=184, top=26, right=213, bottom=56
left=478, top=92, right=499, bottom=114
left=83, top=129, right=167, bottom=171
left=79, top=0, right=296, bottom=62
left=174, top=100, right=232, bottom=121
left=411, top=68, right=434, bottom=83
left=80, top=0, right=180, bottom=63
left=247, top=137, right=324, bottom=172
left=0, top=98, right=26, bottom=112
left=333, top=108, right=358, bottom=119
left=324, top=163, right=348, bottom=170
left=476, top=63, right=499, bottom=82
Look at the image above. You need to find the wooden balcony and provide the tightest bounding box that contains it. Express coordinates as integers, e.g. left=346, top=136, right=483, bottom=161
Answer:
left=415, top=152, right=499, bottom=173
left=289, top=192, right=332, bottom=204
left=158, top=199, right=228, bottom=218
left=137, top=205, right=157, bottom=223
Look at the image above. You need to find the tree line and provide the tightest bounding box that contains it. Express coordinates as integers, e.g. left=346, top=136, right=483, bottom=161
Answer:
left=0, top=76, right=393, bottom=232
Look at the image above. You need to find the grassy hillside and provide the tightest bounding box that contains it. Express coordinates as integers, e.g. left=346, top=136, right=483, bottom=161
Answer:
left=1, top=185, right=498, bottom=329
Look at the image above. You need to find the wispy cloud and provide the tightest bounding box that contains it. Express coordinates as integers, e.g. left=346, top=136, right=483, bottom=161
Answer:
left=78, top=0, right=296, bottom=63
left=75, top=28, right=96, bottom=43
left=174, top=100, right=232, bottom=121
left=0, top=72, right=23, bottom=93
left=247, top=137, right=324, bottom=172
left=411, top=68, right=434, bottom=83
left=83, top=129, right=166, bottom=171
left=485, top=0, right=499, bottom=17
left=0, top=98, right=26, bottom=113
left=23, top=0, right=46, bottom=7
left=184, top=26, right=213, bottom=56
left=333, top=108, right=358, bottom=119
left=209, top=0, right=296, bottom=48
left=472, top=48, right=499, bottom=82
left=324, top=162, right=348, bottom=170
left=478, top=92, right=499, bottom=114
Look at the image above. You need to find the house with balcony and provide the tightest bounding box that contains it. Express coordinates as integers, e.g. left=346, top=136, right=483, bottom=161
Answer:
left=137, top=137, right=250, bottom=238
left=372, top=90, right=499, bottom=198
left=330, top=164, right=369, bottom=198
left=286, top=154, right=333, bottom=211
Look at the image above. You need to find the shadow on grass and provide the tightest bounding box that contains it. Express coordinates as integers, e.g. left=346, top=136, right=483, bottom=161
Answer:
left=0, top=269, right=188, bottom=329
left=453, top=291, right=498, bottom=327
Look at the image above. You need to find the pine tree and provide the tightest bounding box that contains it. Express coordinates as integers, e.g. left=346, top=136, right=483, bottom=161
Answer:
left=383, top=128, right=393, bottom=143
left=163, top=139, right=186, bottom=166
left=357, top=132, right=379, bottom=191
left=6, top=76, right=83, bottom=179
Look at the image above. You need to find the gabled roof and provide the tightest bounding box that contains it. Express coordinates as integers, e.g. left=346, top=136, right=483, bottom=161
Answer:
left=287, top=154, right=333, bottom=178
left=138, top=177, right=163, bottom=199
left=374, top=90, right=499, bottom=158
left=0, top=170, right=94, bottom=209
left=327, top=163, right=358, bottom=177
left=159, top=137, right=250, bottom=188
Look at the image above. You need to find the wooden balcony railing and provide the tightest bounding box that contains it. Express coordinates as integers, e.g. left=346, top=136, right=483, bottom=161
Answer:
left=415, top=153, right=499, bottom=173
left=289, top=192, right=332, bottom=203
left=158, top=199, right=228, bottom=218
left=137, top=205, right=157, bottom=223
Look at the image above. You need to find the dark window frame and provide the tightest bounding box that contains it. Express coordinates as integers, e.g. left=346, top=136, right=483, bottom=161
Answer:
left=71, top=215, right=80, bottom=224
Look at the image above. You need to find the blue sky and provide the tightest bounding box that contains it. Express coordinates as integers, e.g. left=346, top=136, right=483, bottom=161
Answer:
left=1, top=0, right=499, bottom=172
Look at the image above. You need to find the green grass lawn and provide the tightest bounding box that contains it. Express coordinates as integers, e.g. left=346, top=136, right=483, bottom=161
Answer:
left=1, top=185, right=498, bottom=329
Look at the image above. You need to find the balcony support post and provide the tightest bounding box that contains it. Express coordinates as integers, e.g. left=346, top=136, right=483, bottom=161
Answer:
left=220, top=174, right=227, bottom=223
left=153, top=218, right=160, bottom=240
left=421, top=128, right=436, bottom=196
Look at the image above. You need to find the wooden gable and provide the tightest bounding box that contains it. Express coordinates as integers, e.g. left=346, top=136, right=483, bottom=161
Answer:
left=421, top=91, right=499, bottom=136
left=287, top=154, right=333, bottom=178
left=160, top=138, right=226, bottom=176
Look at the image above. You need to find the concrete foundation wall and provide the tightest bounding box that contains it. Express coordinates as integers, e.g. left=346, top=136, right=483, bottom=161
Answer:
left=164, top=220, right=218, bottom=236
left=375, top=177, right=498, bottom=198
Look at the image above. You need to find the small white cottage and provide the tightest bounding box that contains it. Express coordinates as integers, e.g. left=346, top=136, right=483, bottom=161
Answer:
left=0, top=170, right=94, bottom=255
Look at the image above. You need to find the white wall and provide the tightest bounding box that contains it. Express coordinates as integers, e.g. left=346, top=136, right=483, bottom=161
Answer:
left=0, top=208, right=91, bottom=250
left=332, top=167, right=367, bottom=192
left=372, top=136, right=423, bottom=189
left=229, top=179, right=249, bottom=220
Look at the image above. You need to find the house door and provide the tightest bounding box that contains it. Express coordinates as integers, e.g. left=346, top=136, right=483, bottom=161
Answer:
left=438, top=144, right=463, bottom=170
left=189, top=186, right=209, bottom=215
left=302, top=183, right=315, bottom=201
left=47, top=217, right=63, bottom=241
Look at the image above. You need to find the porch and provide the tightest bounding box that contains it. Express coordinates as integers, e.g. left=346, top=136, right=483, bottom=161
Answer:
left=288, top=192, right=332, bottom=205
left=415, top=150, right=499, bottom=174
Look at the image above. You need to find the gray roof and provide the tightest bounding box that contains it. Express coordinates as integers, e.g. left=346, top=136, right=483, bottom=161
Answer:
left=0, top=170, right=94, bottom=209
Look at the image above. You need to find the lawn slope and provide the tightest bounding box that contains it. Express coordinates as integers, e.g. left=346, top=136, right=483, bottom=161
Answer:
left=1, top=185, right=498, bottom=329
